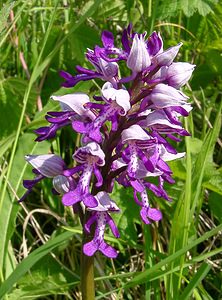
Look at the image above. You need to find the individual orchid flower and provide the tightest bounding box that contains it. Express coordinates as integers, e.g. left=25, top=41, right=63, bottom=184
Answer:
left=83, top=191, right=120, bottom=258
left=35, top=93, right=95, bottom=142
left=139, top=110, right=190, bottom=137
left=60, top=30, right=125, bottom=88
left=60, top=56, right=119, bottom=88
left=62, top=142, right=105, bottom=208
left=147, top=83, right=189, bottom=109
left=127, top=33, right=151, bottom=74
left=133, top=181, right=163, bottom=225
left=72, top=82, right=130, bottom=143
left=152, top=43, right=183, bottom=67
left=120, top=125, right=158, bottom=183
left=112, top=158, right=163, bottom=224
left=20, top=154, right=75, bottom=201
left=165, top=62, right=196, bottom=88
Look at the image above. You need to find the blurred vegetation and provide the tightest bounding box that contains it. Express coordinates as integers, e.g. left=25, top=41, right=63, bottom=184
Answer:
left=0, top=0, right=221, bottom=299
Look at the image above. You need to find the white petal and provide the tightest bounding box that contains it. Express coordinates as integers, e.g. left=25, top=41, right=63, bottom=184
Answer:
left=51, top=93, right=95, bottom=120
left=121, top=125, right=150, bottom=143
left=25, top=154, right=64, bottom=177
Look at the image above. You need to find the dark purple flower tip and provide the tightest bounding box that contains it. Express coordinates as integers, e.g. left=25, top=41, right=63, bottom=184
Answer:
left=147, top=31, right=163, bottom=57
left=101, top=30, right=115, bottom=48
left=59, top=70, right=99, bottom=88
left=23, top=173, right=44, bottom=189
left=75, top=65, right=96, bottom=75
left=83, top=240, right=118, bottom=258
left=59, top=70, right=73, bottom=80
left=18, top=189, right=32, bottom=202
left=23, top=179, right=38, bottom=189
left=140, top=206, right=162, bottom=224
left=83, top=194, right=98, bottom=208
left=34, top=125, right=59, bottom=142
left=130, top=179, right=145, bottom=192
left=34, top=127, right=49, bottom=135
left=62, top=188, right=81, bottom=206
left=121, top=28, right=131, bottom=53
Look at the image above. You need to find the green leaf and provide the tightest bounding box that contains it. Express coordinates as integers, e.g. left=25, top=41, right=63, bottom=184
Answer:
left=122, top=223, right=222, bottom=289
left=99, top=0, right=127, bottom=21
left=0, top=231, right=75, bottom=299
left=0, top=77, right=37, bottom=139
left=156, top=0, right=218, bottom=18
left=7, top=254, right=79, bottom=299
left=0, top=1, right=15, bottom=35
left=111, top=184, right=139, bottom=243
left=0, top=133, right=15, bottom=158
left=0, top=133, right=51, bottom=279
left=178, top=263, right=211, bottom=300
left=208, top=192, right=222, bottom=222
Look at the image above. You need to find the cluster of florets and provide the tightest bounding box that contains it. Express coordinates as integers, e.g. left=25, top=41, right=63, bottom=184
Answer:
left=21, top=25, right=194, bottom=258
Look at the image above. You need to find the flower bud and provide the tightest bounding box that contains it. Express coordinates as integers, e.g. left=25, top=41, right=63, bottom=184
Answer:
left=152, top=43, right=182, bottom=67
left=150, top=83, right=189, bottom=108
left=98, top=58, right=118, bottom=79
left=127, top=34, right=151, bottom=73
left=53, top=175, right=70, bottom=194
left=166, top=62, right=195, bottom=88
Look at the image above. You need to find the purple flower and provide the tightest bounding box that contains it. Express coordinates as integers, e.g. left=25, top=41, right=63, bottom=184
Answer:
left=152, top=43, right=182, bottom=67
left=139, top=110, right=190, bottom=137
left=72, top=82, right=130, bottom=143
left=83, top=191, right=120, bottom=258
left=20, top=24, right=194, bottom=259
left=133, top=183, right=162, bottom=224
left=35, top=93, right=95, bottom=142
left=60, top=30, right=122, bottom=88
left=127, top=34, right=151, bottom=73
left=165, top=62, right=196, bottom=88
left=121, top=125, right=158, bottom=178
left=20, top=154, right=75, bottom=202
left=62, top=142, right=105, bottom=207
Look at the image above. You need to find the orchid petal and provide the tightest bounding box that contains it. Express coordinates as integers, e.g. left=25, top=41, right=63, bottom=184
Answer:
left=25, top=154, right=65, bottom=177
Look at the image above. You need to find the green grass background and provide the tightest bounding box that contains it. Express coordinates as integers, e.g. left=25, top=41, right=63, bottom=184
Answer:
left=0, top=0, right=221, bottom=299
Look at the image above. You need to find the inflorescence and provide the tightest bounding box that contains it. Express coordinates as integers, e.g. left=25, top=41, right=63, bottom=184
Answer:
left=20, top=24, right=195, bottom=258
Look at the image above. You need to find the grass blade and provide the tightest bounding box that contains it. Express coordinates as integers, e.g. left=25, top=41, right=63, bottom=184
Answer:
left=178, top=263, right=211, bottom=300
left=0, top=231, right=74, bottom=299
left=123, top=223, right=222, bottom=288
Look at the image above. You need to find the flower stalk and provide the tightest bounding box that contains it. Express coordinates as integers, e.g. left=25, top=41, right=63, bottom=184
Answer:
left=81, top=211, right=95, bottom=300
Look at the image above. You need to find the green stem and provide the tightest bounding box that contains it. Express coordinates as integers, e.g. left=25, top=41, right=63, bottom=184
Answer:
left=81, top=212, right=95, bottom=300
